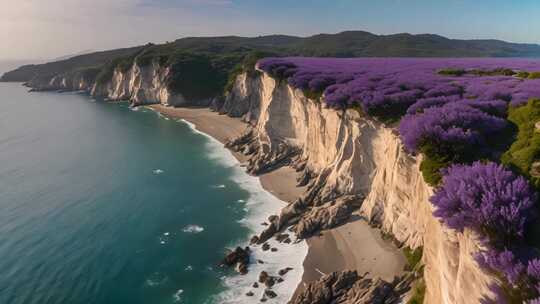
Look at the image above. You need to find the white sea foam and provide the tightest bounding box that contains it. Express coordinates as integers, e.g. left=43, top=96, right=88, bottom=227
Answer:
left=184, top=265, right=193, bottom=271
left=153, top=169, right=164, bottom=175
left=182, top=225, right=205, bottom=234
left=156, top=112, right=170, bottom=120
left=180, top=118, right=308, bottom=304
left=145, top=273, right=168, bottom=287
left=173, top=289, right=184, bottom=302
left=164, top=232, right=170, bottom=236
left=212, top=184, right=226, bottom=189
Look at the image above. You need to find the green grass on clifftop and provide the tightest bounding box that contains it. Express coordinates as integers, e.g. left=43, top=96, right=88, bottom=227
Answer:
left=501, top=99, right=540, bottom=188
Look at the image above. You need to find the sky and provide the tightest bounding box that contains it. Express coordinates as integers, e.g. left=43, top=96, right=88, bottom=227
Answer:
left=1, top=0, right=540, bottom=61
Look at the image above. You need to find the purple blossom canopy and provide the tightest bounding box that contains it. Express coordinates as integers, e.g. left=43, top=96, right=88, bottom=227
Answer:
left=256, top=57, right=540, bottom=304
left=477, top=249, right=526, bottom=285
left=398, top=102, right=507, bottom=154
left=430, top=162, right=537, bottom=241
left=257, top=57, right=540, bottom=113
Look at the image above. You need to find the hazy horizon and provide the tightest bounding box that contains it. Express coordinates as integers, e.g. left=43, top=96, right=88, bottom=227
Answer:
left=2, top=0, right=540, bottom=62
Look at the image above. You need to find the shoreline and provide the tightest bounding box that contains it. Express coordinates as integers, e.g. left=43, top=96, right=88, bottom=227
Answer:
left=147, top=104, right=406, bottom=300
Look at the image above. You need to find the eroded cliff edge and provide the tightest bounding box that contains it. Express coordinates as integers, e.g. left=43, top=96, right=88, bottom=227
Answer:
left=216, top=72, right=497, bottom=304
left=24, top=60, right=211, bottom=107
left=22, top=64, right=498, bottom=303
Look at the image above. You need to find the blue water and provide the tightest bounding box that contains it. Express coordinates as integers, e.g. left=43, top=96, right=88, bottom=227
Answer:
left=0, top=83, right=259, bottom=304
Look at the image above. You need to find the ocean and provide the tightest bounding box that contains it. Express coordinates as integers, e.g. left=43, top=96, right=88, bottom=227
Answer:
left=0, top=83, right=306, bottom=304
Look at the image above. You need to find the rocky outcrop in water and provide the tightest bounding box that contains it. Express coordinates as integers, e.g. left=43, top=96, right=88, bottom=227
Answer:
left=220, top=246, right=251, bottom=275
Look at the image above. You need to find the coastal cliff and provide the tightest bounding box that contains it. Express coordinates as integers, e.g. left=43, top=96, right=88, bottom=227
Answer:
left=216, top=72, right=497, bottom=304
left=24, top=60, right=211, bottom=107
left=20, top=66, right=499, bottom=303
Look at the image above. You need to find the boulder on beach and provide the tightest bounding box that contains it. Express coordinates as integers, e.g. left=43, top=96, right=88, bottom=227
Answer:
left=265, top=289, right=277, bottom=299
left=278, top=267, right=293, bottom=276
left=220, top=246, right=251, bottom=274
left=259, top=271, right=269, bottom=283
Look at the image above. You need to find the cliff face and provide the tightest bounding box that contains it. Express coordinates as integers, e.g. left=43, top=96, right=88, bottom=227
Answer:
left=219, top=72, right=497, bottom=304
left=90, top=62, right=191, bottom=106
left=25, top=61, right=211, bottom=107
left=22, top=65, right=498, bottom=303
left=26, top=73, right=93, bottom=92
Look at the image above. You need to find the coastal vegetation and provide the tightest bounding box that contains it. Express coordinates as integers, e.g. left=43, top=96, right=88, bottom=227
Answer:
left=3, top=31, right=540, bottom=303
left=407, top=279, right=426, bottom=304
left=258, top=57, right=540, bottom=303
left=502, top=99, right=540, bottom=188
left=403, top=246, right=423, bottom=272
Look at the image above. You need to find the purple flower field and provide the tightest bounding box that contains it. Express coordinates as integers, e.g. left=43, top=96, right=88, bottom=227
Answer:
left=259, top=57, right=540, bottom=302
left=258, top=57, right=540, bottom=110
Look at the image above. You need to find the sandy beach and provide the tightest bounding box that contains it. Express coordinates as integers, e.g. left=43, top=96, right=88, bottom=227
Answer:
left=148, top=104, right=406, bottom=295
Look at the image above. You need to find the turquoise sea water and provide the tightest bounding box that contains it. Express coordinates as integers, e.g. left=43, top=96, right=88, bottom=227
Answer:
left=0, top=83, right=306, bottom=304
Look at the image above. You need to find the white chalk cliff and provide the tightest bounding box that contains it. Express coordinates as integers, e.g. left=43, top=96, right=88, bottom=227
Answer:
left=24, top=64, right=498, bottom=303
left=220, top=71, right=497, bottom=304
left=26, top=61, right=211, bottom=107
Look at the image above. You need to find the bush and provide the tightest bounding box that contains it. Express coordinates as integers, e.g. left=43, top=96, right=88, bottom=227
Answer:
left=501, top=99, right=540, bottom=188
left=419, top=153, right=450, bottom=186
left=95, top=61, right=118, bottom=85
left=431, top=161, right=537, bottom=245
left=517, top=71, right=531, bottom=79
left=399, top=102, right=508, bottom=160
left=477, top=249, right=540, bottom=303
left=224, top=51, right=277, bottom=94
left=529, top=72, right=540, bottom=79
left=403, top=246, right=423, bottom=271
left=438, top=68, right=467, bottom=76
left=470, top=68, right=516, bottom=76
left=407, top=279, right=426, bottom=304
left=166, top=52, right=226, bottom=100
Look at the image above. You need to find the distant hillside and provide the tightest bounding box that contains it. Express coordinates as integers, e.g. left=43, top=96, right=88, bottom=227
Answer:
left=1, top=46, right=144, bottom=82
left=3, top=30, right=540, bottom=82
left=52, top=49, right=95, bottom=62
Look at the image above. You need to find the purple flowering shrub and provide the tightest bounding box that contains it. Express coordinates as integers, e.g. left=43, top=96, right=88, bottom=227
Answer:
left=477, top=250, right=540, bottom=302
left=257, top=58, right=540, bottom=118
left=399, top=103, right=508, bottom=158
left=432, top=162, right=540, bottom=302
left=258, top=57, right=540, bottom=302
left=257, top=59, right=298, bottom=79
left=431, top=162, right=536, bottom=242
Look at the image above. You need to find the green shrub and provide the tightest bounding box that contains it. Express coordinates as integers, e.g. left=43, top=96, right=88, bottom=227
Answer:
left=438, top=68, right=466, bottom=77
left=165, top=51, right=244, bottom=100
left=403, top=246, right=423, bottom=271
left=420, top=156, right=449, bottom=186
left=303, top=89, right=323, bottom=101
left=73, top=66, right=102, bottom=83
left=224, top=51, right=278, bottom=94
left=470, top=68, right=516, bottom=76
left=408, top=279, right=426, bottom=304
left=501, top=99, right=540, bottom=188
left=95, top=60, right=120, bottom=85
left=516, top=71, right=530, bottom=79
left=528, top=72, right=540, bottom=79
